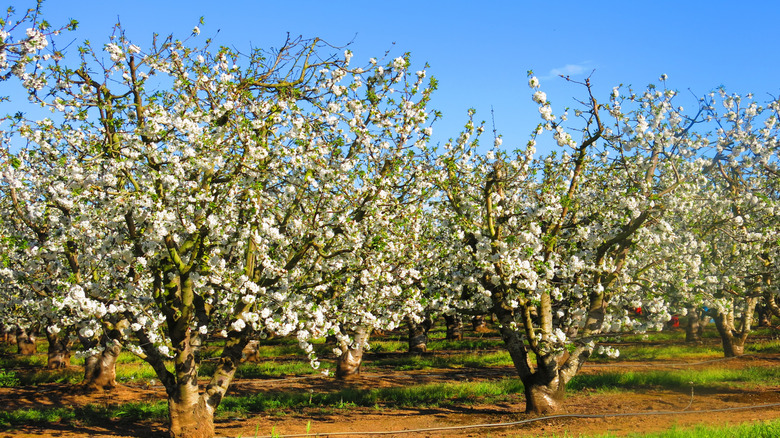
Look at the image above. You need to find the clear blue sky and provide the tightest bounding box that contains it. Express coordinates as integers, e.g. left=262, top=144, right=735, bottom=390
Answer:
left=13, top=0, right=780, bottom=155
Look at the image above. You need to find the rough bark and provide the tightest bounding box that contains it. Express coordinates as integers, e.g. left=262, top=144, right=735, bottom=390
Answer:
left=521, top=372, right=567, bottom=414
left=407, top=316, right=433, bottom=353
left=684, top=307, right=708, bottom=344
left=1, top=325, right=15, bottom=344
left=335, top=327, right=371, bottom=379
left=756, top=304, right=772, bottom=327
left=144, top=325, right=246, bottom=438
left=45, top=330, right=72, bottom=369
left=766, top=290, right=780, bottom=320
left=472, top=315, right=490, bottom=333
left=241, top=340, right=261, bottom=362
left=80, top=336, right=121, bottom=390
left=444, top=314, right=463, bottom=341
left=712, top=297, right=757, bottom=358
left=493, top=306, right=570, bottom=414
left=167, top=383, right=215, bottom=438
left=15, top=327, right=36, bottom=355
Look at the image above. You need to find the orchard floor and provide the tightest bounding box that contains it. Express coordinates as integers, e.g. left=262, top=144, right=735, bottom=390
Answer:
left=2, top=354, right=780, bottom=437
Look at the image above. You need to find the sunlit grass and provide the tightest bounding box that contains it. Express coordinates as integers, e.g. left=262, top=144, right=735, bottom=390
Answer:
left=217, top=377, right=524, bottom=418
left=15, top=368, right=82, bottom=385
left=558, top=418, right=780, bottom=438
left=0, top=352, right=48, bottom=368
left=0, top=401, right=168, bottom=428
left=367, top=350, right=514, bottom=371
left=367, top=340, right=407, bottom=353
left=234, top=361, right=331, bottom=379
left=569, top=366, right=780, bottom=392
left=593, top=344, right=724, bottom=362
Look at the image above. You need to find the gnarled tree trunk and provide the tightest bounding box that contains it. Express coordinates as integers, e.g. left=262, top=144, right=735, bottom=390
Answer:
left=493, top=295, right=597, bottom=415
left=684, top=306, right=708, bottom=344
left=79, top=333, right=121, bottom=390
left=756, top=303, right=772, bottom=327
left=521, top=371, right=568, bottom=414
left=335, top=327, right=371, bottom=379
left=444, top=313, right=463, bottom=341
left=15, top=326, right=36, bottom=355
left=168, top=385, right=215, bottom=438
left=712, top=296, right=757, bottom=357
left=1, top=325, right=15, bottom=344
left=45, top=330, right=72, bottom=369
left=161, top=328, right=247, bottom=438
left=472, top=315, right=490, bottom=333
left=241, top=340, right=260, bottom=362
left=407, top=316, right=433, bottom=353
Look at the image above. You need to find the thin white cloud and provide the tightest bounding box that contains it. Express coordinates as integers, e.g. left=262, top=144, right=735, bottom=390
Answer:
left=541, top=62, right=595, bottom=80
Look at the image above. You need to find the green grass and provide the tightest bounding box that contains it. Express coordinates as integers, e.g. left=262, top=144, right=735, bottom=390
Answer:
left=0, top=353, right=48, bottom=369
left=234, top=361, right=331, bottom=378
left=0, top=369, right=20, bottom=387
left=115, top=362, right=161, bottom=382
left=368, top=350, right=514, bottom=371
left=217, top=378, right=525, bottom=418
left=569, top=366, right=780, bottom=392
left=428, top=337, right=504, bottom=350
left=0, top=407, right=76, bottom=427
left=559, top=418, right=780, bottom=438
left=638, top=419, right=780, bottom=438
left=590, top=338, right=778, bottom=363
left=13, top=368, right=83, bottom=385
left=366, top=340, right=408, bottom=353
left=593, top=343, right=724, bottom=362
left=0, top=401, right=168, bottom=428
left=746, top=339, right=780, bottom=354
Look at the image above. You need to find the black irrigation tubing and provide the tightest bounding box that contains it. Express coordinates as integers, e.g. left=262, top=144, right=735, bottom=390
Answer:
left=239, top=402, right=780, bottom=438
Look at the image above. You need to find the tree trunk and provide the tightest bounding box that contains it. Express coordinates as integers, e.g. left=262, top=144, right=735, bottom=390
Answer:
left=15, top=327, right=36, bottom=355
left=159, top=325, right=246, bottom=438
left=684, top=307, right=708, bottom=344
left=81, top=338, right=121, bottom=390
left=241, top=340, right=261, bottom=362
left=45, top=330, right=72, bottom=369
left=713, top=314, right=745, bottom=357
left=168, top=392, right=214, bottom=438
left=335, top=327, right=371, bottom=379
left=712, top=297, right=757, bottom=358
left=521, top=372, right=567, bottom=414
left=444, top=314, right=463, bottom=341
left=1, top=325, right=15, bottom=344
left=756, top=304, right=772, bottom=327
left=472, top=315, right=490, bottom=333
left=407, top=316, right=433, bottom=353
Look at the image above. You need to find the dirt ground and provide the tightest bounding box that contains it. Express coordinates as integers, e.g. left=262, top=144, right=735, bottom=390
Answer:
left=2, top=354, right=780, bottom=437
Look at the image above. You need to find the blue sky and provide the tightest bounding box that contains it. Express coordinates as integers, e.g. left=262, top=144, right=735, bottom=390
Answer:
left=11, top=0, right=780, bottom=155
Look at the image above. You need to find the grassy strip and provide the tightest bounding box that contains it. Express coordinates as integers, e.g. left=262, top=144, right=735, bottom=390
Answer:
left=573, top=418, right=780, bottom=438
left=569, top=367, right=780, bottom=392
left=368, top=350, right=514, bottom=370
left=217, top=378, right=524, bottom=417
left=0, top=401, right=169, bottom=428
left=0, top=379, right=523, bottom=427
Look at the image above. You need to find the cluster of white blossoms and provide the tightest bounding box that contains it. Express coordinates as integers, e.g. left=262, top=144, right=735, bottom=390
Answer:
left=422, top=69, right=780, bottom=379
left=0, top=26, right=447, bottom=382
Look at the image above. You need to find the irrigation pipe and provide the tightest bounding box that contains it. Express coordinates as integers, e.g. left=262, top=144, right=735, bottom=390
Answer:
left=238, top=402, right=780, bottom=438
